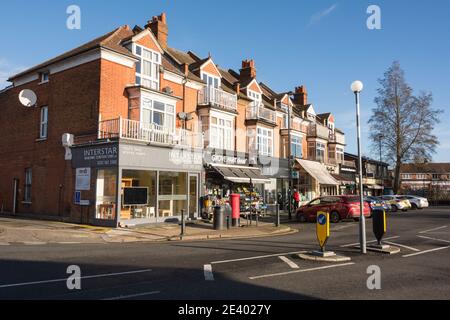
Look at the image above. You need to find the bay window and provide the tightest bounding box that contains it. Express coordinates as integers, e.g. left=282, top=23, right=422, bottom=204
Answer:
left=210, top=116, right=233, bottom=150
left=141, top=97, right=175, bottom=132
left=257, top=127, right=273, bottom=156
left=134, top=44, right=160, bottom=90
left=291, top=135, right=302, bottom=158
left=316, top=142, right=325, bottom=162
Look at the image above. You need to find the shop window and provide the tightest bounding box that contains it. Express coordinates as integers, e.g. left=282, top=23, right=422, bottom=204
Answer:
left=158, top=171, right=187, bottom=218
left=121, top=170, right=157, bottom=221
left=95, top=169, right=117, bottom=220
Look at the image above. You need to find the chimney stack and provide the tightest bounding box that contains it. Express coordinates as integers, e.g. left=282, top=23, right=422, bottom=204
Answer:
left=240, top=59, right=256, bottom=81
left=293, top=86, right=308, bottom=105
left=145, top=12, right=168, bottom=49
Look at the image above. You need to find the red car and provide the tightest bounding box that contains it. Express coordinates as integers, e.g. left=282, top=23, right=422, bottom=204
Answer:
left=296, top=195, right=371, bottom=223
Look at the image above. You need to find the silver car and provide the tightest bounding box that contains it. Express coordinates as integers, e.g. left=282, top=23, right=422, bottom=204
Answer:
left=400, top=195, right=429, bottom=209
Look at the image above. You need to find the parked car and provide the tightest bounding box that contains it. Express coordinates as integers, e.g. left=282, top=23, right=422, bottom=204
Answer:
left=296, top=195, right=371, bottom=223
left=364, top=196, right=391, bottom=213
left=379, top=195, right=412, bottom=212
left=398, top=195, right=429, bottom=209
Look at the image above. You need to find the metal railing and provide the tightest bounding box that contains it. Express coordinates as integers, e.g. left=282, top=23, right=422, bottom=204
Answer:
left=307, top=124, right=330, bottom=140
left=246, top=102, right=276, bottom=123
left=198, top=86, right=237, bottom=112
left=329, top=132, right=346, bottom=144
left=98, top=117, right=203, bottom=148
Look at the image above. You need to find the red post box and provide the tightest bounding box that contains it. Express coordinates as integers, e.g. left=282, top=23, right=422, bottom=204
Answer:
left=230, top=194, right=241, bottom=227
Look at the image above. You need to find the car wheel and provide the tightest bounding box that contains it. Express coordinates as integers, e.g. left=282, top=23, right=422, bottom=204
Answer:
left=330, top=211, right=340, bottom=223
left=391, top=205, right=398, bottom=212
left=297, top=212, right=307, bottom=223
left=412, top=203, right=418, bottom=210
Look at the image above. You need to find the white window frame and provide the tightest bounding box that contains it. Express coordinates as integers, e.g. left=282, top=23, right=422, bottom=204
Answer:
left=40, top=72, right=49, bottom=84
left=133, top=43, right=161, bottom=90
left=336, top=146, right=344, bottom=163
left=316, top=142, right=325, bottom=161
left=291, top=134, right=302, bottom=158
left=140, top=97, right=175, bottom=133
left=248, top=89, right=262, bottom=104
left=40, top=106, right=48, bottom=139
left=209, top=115, right=233, bottom=150
left=201, top=72, right=221, bottom=89
left=256, top=127, right=273, bottom=156
left=402, top=174, right=412, bottom=180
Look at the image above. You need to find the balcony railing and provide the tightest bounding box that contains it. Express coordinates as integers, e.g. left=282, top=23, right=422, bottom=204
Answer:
left=246, top=102, right=276, bottom=124
left=329, top=132, right=346, bottom=145
left=198, top=86, right=237, bottom=112
left=98, top=117, right=203, bottom=149
left=343, top=160, right=356, bottom=168
left=307, top=124, right=330, bottom=140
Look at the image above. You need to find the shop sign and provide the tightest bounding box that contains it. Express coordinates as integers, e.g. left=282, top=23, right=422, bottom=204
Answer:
left=75, top=168, right=91, bottom=191
left=71, top=143, right=118, bottom=168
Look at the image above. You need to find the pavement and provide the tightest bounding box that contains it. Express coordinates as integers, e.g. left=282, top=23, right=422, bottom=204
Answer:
left=0, top=206, right=449, bottom=300
left=0, top=215, right=294, bottom=245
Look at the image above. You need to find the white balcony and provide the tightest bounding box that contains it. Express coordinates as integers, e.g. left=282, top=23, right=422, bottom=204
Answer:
left=329, top=131, right=346, bottom=145
left=198, top=86, right=237, bottom=112
left=307, top=124, right=330, bottom=140
left=98, top=117, right=203, bottom=149
left=246, top=102, right=276, bottom=124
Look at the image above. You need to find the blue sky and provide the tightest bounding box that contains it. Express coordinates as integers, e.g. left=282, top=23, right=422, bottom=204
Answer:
left=1, top=0, right=449, bottom=162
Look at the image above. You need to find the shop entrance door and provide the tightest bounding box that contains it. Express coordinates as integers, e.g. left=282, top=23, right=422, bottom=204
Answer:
left=188, top=174, right=199, bottom=219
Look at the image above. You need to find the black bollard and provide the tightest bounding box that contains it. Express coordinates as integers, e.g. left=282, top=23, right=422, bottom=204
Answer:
left=180, top=209, right=185, bottom=237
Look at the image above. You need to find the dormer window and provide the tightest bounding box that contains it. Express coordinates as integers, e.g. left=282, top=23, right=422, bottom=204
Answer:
left=134, top=44, right=161, bottom=90
left=40, top=72, right=49, bottom=83
left=248, top=90, right=261, bottom=102
left=201, top=73, right=220, bottom=89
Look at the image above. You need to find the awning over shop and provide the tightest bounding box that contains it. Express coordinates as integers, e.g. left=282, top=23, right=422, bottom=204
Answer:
left=331, top=174, right=355, bottom=185
left=295, top=159, right=339, bottom=186
left=366, top=184, right=384, bottom=190
left=209, top=164, right=272, bottom=184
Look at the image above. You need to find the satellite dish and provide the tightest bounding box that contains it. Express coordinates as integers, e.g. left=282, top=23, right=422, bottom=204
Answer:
left=178, top=112, right=187, bottom=120
left=18, top=89, right=37, bottom=107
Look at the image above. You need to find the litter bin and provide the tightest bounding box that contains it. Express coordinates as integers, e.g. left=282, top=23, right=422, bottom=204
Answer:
left=213, top=205, right=232, bottom=230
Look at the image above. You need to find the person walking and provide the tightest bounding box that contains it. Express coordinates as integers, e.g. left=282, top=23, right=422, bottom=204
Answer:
left=293, top=188, right=300, bottom=210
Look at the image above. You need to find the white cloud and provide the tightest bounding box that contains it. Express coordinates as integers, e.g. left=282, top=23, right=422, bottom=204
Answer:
left=308, top=3, right=339, bottom=27
left=0, top=58, right=26, bottom=89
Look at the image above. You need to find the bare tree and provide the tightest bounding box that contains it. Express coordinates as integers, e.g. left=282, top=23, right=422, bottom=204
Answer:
left=368, top=61, right=442, bottom=193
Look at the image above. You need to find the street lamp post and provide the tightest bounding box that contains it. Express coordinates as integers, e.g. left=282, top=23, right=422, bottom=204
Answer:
left=287, top=100, right=293, bottom=220
left=351, top=80, right=366, bottom=254
left=378, top=134, right=384, bottom=192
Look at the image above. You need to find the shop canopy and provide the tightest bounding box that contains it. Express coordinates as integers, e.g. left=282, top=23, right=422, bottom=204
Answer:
left=331, top=174, right=355, bottom=185
left=295, top=159, right=339, bottom=186
left=209, top=164, right=272, bottom=184
left=366, top=184, right=384, bottom=190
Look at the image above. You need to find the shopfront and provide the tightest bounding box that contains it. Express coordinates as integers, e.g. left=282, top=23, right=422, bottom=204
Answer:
left=71, top=142, right=203, bottom=227
left=203, top=149, right=271, bottom=216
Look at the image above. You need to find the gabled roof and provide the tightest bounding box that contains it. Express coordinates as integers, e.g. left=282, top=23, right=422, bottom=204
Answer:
left=9, top=26, right=136, bottom=81
left=400, top=163, right=450, bottom=174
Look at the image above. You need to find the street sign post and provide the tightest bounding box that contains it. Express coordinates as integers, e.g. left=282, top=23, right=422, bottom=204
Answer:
left=372, top=208, right=386, bottom=245
left=316, top=211, right=330, bottom=252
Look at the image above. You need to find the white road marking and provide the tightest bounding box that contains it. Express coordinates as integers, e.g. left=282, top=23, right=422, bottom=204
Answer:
left=278, top=256, right=300, bottom=269
left=203, top=264, right=214, bottom=281
left=211, top=250, right=306, bottom=265
left=383, top=241, right=420, bottom=252
left=403, top=246, right=450, bottom=258
left=418, top=235, right=450, bottom=244
left=0, top=269, right=153, bottom=289
left=22, top=241, right=47, bottom=245
left=102, top=291, right=160, bottom=300
left=340, top=236, right=400, bottom=247
left=418, top=226, right=447, bottom=234
left=249, top=262, right=355, bottom=280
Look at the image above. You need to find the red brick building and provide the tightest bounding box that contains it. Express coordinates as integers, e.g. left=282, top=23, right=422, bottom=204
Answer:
left=0, top=13, right=349, bottom=226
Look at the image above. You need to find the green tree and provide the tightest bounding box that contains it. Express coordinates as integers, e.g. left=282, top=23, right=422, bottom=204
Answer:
left=368, top=61, right=442, bottom=193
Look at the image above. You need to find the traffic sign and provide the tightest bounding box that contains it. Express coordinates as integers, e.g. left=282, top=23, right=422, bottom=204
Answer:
left=372, top=209, right=386, bottom=245
left=316, top=211, right=330, bottom=249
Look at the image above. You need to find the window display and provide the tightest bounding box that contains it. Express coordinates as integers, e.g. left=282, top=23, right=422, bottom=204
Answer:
left=95, top=169, right=117, bottom=220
